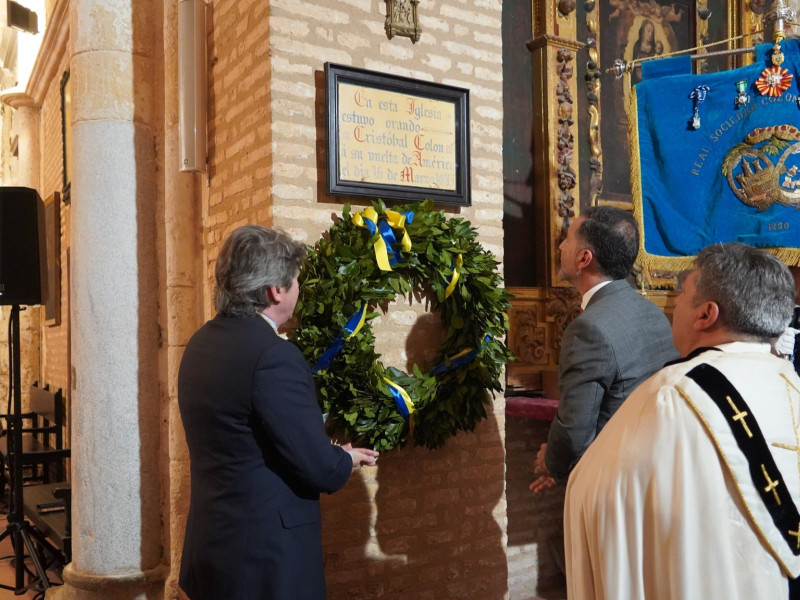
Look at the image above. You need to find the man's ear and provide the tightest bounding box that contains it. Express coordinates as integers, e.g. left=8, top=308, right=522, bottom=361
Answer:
left=576, top=248, right=593, bottom=271
left=266, top=285, right=281, bottom=305
left=693, top=300, right=720, bottom=331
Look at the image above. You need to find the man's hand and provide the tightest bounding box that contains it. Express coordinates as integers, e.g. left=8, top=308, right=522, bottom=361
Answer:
left=530, top=442, right=557, bottom=493
left=534, top=442, right=548, bottom=474
left=342, top=443, right=379, bottom=468
left=773, top=326, right=798, bottom=357
left=529, top=474, right=557, bottom=493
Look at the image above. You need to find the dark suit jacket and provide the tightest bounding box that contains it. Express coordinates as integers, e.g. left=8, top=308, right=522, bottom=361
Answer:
left=178, top=315, right=352, bottom=600
left=546, top=279, right=678, bottom=481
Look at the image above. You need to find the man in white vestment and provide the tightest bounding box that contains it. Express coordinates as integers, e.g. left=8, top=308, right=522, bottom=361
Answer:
left=565, top=242, right=800, bottom=600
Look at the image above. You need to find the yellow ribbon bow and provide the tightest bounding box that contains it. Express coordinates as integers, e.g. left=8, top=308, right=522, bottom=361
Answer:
left=352, top=207, right=392, bottom=271
left=444, top=253, right=463, bottom=299
left=383, top=209, right=413, bottom=252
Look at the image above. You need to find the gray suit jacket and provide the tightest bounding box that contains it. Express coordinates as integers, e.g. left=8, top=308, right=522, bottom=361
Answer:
left=545, top=279, right=678, bottom=481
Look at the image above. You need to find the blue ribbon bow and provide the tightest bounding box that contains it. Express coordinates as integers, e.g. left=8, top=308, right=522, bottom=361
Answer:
left=311, top=304, right=367, bottom=374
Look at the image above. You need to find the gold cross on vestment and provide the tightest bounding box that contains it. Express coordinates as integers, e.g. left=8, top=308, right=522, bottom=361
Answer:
left=790, top=523, right=800, bottom=550
left=762, top=464, right=782, bottom=505
left=773, top=441, right=800, bottom=453
left=727, top=395, right=753, bottom=438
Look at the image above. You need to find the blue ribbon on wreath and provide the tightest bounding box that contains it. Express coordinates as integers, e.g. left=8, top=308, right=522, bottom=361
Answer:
left=353, top=208, right=414, bottom=271
left=384, top=377, right=416, bottom=437
left=384, top=377, right=415, bottom=420
left=311, top=303, right=367, bottom=374
left=376, top=219, right=402, bottom=267
left=429, top=335, right=492, bottom=374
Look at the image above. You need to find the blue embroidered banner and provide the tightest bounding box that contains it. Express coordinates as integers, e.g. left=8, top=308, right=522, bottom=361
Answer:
left=632, top=40, right=800, bottom=270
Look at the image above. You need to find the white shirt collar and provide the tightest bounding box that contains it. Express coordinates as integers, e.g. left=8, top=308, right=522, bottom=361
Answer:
left=258, top=312, right=278, bottom=333
left=714, top=340, right=772, bottom=354
left=581, top=280, right=611, bottom=311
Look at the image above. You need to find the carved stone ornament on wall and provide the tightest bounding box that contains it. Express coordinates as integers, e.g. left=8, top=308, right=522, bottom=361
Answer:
left=385, top=0, right=422, bottom=43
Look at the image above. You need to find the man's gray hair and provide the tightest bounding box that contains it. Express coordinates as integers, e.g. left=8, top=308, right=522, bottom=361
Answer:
left=694, top=242, right=793, bottom=340
left=214, top=225, right=307, bottom=318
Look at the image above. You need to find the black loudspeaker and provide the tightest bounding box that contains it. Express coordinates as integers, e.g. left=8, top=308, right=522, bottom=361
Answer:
left=0, top=187, right=46, bottom=306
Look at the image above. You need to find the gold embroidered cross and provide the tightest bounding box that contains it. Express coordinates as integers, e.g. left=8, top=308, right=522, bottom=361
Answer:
left=790, top=523, right=800, bottom=550
left=727, top=395, right=753, bottom=438
left=773, top=441, right=800, bottom=453
left=761, top=464, right=782, bottom=505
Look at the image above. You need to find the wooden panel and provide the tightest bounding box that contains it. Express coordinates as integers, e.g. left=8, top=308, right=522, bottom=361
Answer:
left=506, top=285, right=675, bottom=391
left=506, top=285, right=580, bottom=391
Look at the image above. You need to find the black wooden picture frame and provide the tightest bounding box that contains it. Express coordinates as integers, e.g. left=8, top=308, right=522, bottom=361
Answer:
left=326, top=63, right=471, bottom=207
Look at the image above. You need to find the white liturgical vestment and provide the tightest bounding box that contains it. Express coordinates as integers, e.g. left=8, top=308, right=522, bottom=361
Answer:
left=565, top=342, right=800, bottom=600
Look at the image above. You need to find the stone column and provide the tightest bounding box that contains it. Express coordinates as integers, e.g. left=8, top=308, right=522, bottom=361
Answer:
left=14, top=104, right=43, bottom=405
left=162, top=1, right=202, bottom=597
left=1, top=97, right=42, bottom=409
left=9, top=102, right=41, bottom=188
left=52, top=0, right=165, bottom=598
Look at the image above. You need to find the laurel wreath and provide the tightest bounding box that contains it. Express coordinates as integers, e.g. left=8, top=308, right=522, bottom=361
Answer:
left=291, top=200, right=513, bottom=451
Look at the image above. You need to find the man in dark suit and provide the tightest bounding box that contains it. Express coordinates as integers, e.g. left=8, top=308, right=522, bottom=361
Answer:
left=178, top=225, right=379, bottom=600
left=531, top=206, right=678, bottom=490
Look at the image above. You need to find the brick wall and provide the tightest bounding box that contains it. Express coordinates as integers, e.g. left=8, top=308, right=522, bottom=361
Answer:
left=204, top=0, right=274, bottom=307
left=39, top=54, right=71, bottom=402
left=202, top=0, right=512, bottom=598
left=506, top=417, right=566, bottom=599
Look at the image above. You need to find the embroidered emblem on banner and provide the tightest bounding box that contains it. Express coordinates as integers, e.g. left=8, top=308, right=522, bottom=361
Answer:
left=755, top=66, right=794, bottom=98
left=685, top=363, right=800, bottom=556
left=722, top=125, right=800, bottom=211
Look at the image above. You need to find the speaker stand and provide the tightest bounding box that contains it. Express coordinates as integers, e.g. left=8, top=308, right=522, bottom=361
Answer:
left=0, top=305, right=60, bottom=594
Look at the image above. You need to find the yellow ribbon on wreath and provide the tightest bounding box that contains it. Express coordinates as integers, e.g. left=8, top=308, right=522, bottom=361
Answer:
left=444, top=253, right=463, bottom=299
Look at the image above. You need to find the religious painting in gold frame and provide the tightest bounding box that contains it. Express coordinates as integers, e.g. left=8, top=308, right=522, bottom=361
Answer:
left=586, top=0, right=696, bottom=207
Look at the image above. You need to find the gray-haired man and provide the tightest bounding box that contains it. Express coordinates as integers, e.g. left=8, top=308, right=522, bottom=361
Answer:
left=566, top=242, right=800, bottom=600
left=179, top=225, right=378, bottom=600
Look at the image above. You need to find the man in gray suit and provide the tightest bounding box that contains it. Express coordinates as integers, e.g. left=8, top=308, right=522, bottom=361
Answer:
left=531, top=206, right=678, bottom=492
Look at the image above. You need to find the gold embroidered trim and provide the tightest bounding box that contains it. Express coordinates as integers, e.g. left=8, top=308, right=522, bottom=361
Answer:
left=778, top=372, right=800, bottom=501
left=675, top=383, right=796, bottom=576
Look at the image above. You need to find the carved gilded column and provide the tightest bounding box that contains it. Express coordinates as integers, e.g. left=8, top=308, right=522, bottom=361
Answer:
left=528, top=2, right=583, bottom=288
left=506, top=3, right=583, bottom=390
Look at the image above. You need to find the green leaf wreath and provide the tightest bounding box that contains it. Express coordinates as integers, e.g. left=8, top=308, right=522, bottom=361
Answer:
left=291, top=200, right=513, bottom=451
